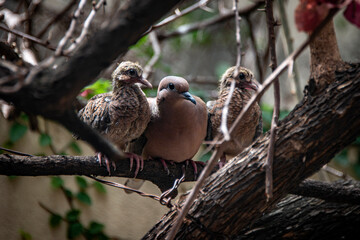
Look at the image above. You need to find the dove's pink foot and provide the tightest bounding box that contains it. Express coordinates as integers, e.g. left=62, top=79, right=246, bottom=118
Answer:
left=96, top=152, right=115, bottom=175
left=126, top=152, right=143, bottom=178
left=186, top=159, right=205, bottom=179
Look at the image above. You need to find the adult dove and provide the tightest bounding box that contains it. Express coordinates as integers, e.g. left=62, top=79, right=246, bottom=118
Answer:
left=208, top=66, right=262, bottom=166
left=125, top=76, right=208, bottom=191
left=77, top=61, right=152, bottom=175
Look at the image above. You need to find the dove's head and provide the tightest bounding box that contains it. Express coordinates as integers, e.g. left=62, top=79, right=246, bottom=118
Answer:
left=157, top=76, right=197, bottom=105
left=219, top=66, right=258, bottom=93
left=112, top=61, right=152, bottom=89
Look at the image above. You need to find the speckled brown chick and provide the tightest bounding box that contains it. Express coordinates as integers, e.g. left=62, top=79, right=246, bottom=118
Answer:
left=208, top=66, right=262, bottom=166
left=78, top=61, right=152, bottom=174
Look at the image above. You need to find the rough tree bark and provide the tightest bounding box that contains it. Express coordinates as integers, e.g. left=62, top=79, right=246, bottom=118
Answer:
left=143, top=64, right=360, bottom=239
left=237, top=182, right=360, bottom=239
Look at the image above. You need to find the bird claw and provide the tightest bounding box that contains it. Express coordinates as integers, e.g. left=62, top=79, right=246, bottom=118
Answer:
left=160, top=159, right=172, bottom=175
left=96, top=152, right=113, bottom=175
left=126, top=152, right=143, bottom=178
left=186, top=159, right=205, bottom=180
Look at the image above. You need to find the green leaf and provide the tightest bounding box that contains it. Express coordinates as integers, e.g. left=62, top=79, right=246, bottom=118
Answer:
left=19, top=229, right=32, bottom=240
left=66, top=209, right=81, bottom=222
left=88, top=221, right=104, bottom=235
left=69, top=141, right=82, bottom=154
left=93, top=181, right=107, bottom=194
left=76, top=192, right=92, bottom=205
left=75, top=176, right=88, bottom=189
left=39, top=133, right=52, bottom=146
left=64, top=188, right=73, bottom=199
left=215, top=62, right=231, bottom=79
left=51, top=176, right=64, bottom=189
left=10, top=123, right=28, bottom=142
left=67, top=222, right=84, bottom=239
left=49, top=213, right=62, bottom=228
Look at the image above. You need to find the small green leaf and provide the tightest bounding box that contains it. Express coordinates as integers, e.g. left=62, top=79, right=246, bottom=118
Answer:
left=88, top=221, right=104, bottom=235
left=75, top=176, right=88, bottom=189
left=76, top=192, right=92, bottom=205
left=69, top=141, right=82, bottom=154
left=10, top=123, right=28, bottom=142
left=93, top=181, right=107, bottom=193
left=19, top=229, right=32, bottom=240
left=67, top=222, right=84, bottom=239
left=51, top=176, right=64, bottom=189
left=39, top=133, right=52, bottom=146
left=66, top=209, right=81, bottom=222
left=49, top=213, right=62, bottom=228
left=64, top=188, right=73, bottom=199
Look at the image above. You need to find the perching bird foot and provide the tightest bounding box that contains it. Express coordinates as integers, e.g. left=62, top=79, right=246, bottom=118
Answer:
left=186, top=159, right=205, bottom=180
left=159, top=159, right=175, bottom=175
left=126, top=152, right=143, bottom=178
left=96, top=152, right=116, bottom=175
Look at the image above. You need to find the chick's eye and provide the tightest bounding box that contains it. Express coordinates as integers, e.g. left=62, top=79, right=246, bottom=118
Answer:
left=239, top=73, right=245, bottom=80
left=168, top=83, right=175, bottom=90
left=128, top=69, right=137, bottom=77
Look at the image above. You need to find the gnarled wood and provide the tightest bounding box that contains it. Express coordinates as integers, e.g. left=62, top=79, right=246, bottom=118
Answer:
left=143, top=65, right=360, bottom=239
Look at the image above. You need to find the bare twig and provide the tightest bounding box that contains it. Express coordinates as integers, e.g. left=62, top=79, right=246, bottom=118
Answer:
left=167, top=9, right=339, bottom=239
left=157, top=1, right=264, bottom=41
left=265, top=0, right=279, bottom=200
left=277, top=0, right=302, bottom=100
left=234, top=0, right=242, bottom=68
left=0, top=24, right=57, bottom=51
left=64, top=0, right=106, bottom=55
left=36, top=0, right=77, bottom=38
left=148, top=0, right=211, bottom=33
left=143, top=31, right=161, bottom=80
left=55, top=0, right=87, bottom=56
left=220, top=80, right=235, bottom=140
left=0, top=147, right=33, bottom=157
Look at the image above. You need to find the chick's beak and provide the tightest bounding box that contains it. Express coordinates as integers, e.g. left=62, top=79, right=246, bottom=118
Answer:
left=181, top=91, right=196, bottom=105
left=137, top=77, right=153, bottom=88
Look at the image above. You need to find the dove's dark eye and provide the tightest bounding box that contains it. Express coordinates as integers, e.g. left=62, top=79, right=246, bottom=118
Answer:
left=168, top=83, right=175, bottom=90
left=128, top=69, right=137, bottom=77
left=239, top=72, right=245, bottom=80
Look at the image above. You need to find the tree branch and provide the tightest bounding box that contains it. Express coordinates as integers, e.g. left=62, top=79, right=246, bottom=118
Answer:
left=237, top=185, right=360, bottom=239
left=143, top=63, right=360, bottom=238
left=0, top=153, right=206, bottom=193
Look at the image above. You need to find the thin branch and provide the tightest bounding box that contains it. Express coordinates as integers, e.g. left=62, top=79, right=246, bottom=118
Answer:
left=277, top=0, right=302, bottom=100
left=166, top=9, right=340, bottom=239
left=148, top=0, right=211, bottom=33
left=234, top=0, right=241, bottom=68
left=55, top=0, right=87, bottom=56
left=290, top=179, right=360, bottom=205
left=0, top=24, right=57, bottom=51
left=0, top=147, right=33, bottom=157
left=265, top=0, right=280, bottom=200
left=220, top=80, right=235, bottom=140
left=36, top=0, right=77, bottom=38
left=143, top=31, right=161, bottom=80
left=157, top=1, right=264, bottom=41
left=64, top=0, right=106, bottom=55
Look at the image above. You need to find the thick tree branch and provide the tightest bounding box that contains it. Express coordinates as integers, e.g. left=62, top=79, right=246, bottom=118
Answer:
left=143, top=64, right=360, bottom=239
left=290, top=179, right=360, bottom=205
left=0, top=153, right=205, bottom=193
left=237, top=185, right=360, bottom=239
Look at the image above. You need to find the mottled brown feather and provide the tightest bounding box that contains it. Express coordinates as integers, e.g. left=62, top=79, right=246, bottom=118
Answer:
left=209, top=66, right=262, bottom=158
left=77, top=61, right=151, bottom=150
